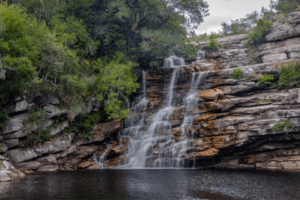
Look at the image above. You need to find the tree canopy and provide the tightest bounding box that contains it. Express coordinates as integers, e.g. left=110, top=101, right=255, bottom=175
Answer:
left=0, top=0, right=209, bottom=120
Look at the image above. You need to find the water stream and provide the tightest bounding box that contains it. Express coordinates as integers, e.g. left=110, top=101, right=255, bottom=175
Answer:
left=96, top=55, right=208, bottom=168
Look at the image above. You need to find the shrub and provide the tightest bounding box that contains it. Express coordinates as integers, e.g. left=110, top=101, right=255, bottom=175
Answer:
left=0, top=111, right=9, bottom=131
left=255, top=99, right=273, bottom=104
left=248, top=19, right=273, bottom=43
left=272, top=119, right=295, bottom=132
left=63, top=113, right=105, bottom=141
left=277, top=61, right=300, bottom=87
left=231, top=68, right=243, bottom=79
left=245, top=43, right=260, bottom=64
left=207, top=34, right=219, bottom=51
left=275, top=0, right=300, bottom=14
left=258, top=75, right=274, bottom=86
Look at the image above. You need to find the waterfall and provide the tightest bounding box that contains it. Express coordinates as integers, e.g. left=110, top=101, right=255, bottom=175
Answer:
left=164, top=55, right=185, bottom=68
left=197, top=50, right=206, bottom=61
left=95, top=55, right=209, bottom=168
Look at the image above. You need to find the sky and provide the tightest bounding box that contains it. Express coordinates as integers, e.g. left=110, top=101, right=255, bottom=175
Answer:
left=195, top=0, right=271, bottom=34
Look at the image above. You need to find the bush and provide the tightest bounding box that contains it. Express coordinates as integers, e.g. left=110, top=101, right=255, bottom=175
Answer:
left=277, top=61, right=300, bottom=87
left=231, top=68, right=243, bottom=79
left=0, top=111, right=9, bottom=131
left=255, top=99, right=273, bottom=104
left=207, top=34, right=219, bottom=51
left=272, top=119, right=295, bottom=132
left=95, top=53, right=139, bottom=120
left=275, top=0, right=300, bottom=14
left=258, top=75, right=274, bottom=86
left=248, top=19, right=273, bottom=43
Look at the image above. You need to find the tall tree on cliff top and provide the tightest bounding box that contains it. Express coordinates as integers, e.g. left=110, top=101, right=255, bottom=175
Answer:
left=9, top=0, right=209, bottom=65
left=89, top=0, right=209, bottom=65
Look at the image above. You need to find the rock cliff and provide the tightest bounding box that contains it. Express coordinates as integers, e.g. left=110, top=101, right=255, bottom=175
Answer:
left=91, top=11, right=300, bottom=170
left=2, top=11, right=300, bottom=181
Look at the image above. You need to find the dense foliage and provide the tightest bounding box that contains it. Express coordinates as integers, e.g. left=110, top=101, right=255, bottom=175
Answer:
left=0, top=0, right=209, bottom=125
left=207, top=34, right=219, bottom=51
left=277, top=61, right=300, bottom=87
left=272, top=119, right=295, bottom=132
left=248, top=19, right=273, bottom=43
left=270, top=0, right=300, bottom=14
left=232, top=68, right=244, bottom=79
left=258, top=75, right=275, bottom=86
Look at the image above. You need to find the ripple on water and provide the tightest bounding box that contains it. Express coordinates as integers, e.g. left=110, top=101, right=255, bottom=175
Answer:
left=1, top=169, right=300, bottom=200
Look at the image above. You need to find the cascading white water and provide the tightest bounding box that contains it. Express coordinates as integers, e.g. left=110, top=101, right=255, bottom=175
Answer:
left=197, top=50, right=206, bottom=61
left=164, top=55, right=185, bottom=68
left=95, top=55, right=208, bottom=168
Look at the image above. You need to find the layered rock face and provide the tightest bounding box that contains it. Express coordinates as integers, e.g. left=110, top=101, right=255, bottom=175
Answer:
left=0, top=94, right=122, bottom=179
left=2, top=12, right=300, bottom=178
left=95, top=12, right=300, bottom=170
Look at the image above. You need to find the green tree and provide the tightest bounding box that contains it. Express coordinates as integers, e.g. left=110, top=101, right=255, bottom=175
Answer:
left=207, top=34, right=219, bottom=51
left=95, top=53, right=140, bottom=119
left=248, top=19, right=273, bottom=43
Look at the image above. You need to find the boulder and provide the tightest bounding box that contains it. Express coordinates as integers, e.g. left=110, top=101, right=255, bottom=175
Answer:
left=36, top=155, right=57, bottom=165
left=195, top=148, right=219, bottom=157
left=15, top=100, right=29, bottom=112
left=77, top=145, right=98, bottom=159
left=9, top=137, right=72, bottom=163
left=198, top=88, right=224, bottom=101
left=36, top=164, right=59, bottom=172
left=262, top=53, right=288, bottom=63
left=61, top=145, right=77, bottom=157
left=49, top=121, right=69, bottom=136
left=266, top=17, right=300, bottom=41
left=17, top=161, right=41, bottom=170
left=44, top=105, right=61, bottom=118
left=4, top=139, right=19, bottom=149
left=91, top=119, right=121, bottom=143
left=8, top=148, right=38, bottom=163
left=0, top=143, right=8, bottom=153
left=0, top=171, right=11, bottom=182
left=78, top=159, right=95, bottom=169
left=2, top=120, right=23, bottom=134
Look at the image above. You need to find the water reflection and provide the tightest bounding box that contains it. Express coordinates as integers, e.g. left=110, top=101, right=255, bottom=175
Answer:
left=1, top=169, right=300, bottom=199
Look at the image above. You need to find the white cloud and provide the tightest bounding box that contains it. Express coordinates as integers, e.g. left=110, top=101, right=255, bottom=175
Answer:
left=196, top=0, right=271, bottom=34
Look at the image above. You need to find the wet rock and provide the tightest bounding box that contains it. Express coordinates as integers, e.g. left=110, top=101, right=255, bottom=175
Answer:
left=17, top=161, right=41, bottom=170
left=37, top=164, right=59, bottom=172
left=77, top=145, right=98, bottom=158
left=78, top=159, right=95, bottom=169
left=91, top=119, right=121, bottom=143
left=0, top=171, right=11, bottom=182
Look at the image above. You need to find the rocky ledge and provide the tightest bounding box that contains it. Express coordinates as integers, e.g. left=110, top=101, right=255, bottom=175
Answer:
left=2, top=11, right=300, bottom=181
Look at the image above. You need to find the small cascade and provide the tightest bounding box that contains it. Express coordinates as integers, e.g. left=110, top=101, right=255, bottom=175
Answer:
left=94, top=145, right=111, bottom=168
left=164, top=55, right=185, bottom=68
left=95, top=54, right=210, bottom=168
left=197, top=50, right=206, bottom=61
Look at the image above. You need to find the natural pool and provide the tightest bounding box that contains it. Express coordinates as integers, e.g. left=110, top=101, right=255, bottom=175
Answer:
left=1, top=169, right=300, bottom=199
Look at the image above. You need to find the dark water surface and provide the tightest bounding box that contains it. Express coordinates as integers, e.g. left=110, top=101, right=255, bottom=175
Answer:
left=1, top=169, right=300, bottom=200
